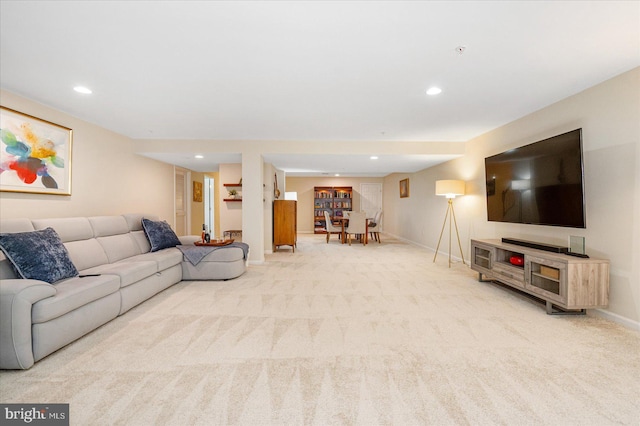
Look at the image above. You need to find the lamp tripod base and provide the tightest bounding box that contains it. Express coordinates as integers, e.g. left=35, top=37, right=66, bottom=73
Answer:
left=433, top=198, right=466, bottom=268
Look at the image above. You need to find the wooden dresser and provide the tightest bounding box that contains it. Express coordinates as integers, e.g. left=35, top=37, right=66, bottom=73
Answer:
left=273, top=200, right=297, bottom=252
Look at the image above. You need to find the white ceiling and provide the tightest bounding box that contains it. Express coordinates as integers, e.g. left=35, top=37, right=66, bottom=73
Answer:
left=1, top=1, right=638, bottom=175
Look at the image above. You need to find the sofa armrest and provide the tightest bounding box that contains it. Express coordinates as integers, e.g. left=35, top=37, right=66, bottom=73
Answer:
left=0, top=279, right=56, bottom=369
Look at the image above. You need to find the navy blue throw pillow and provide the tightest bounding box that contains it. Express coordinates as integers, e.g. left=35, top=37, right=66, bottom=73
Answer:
left=141, top=218, right=181, bottom=252
left=0, top=227, right=79, bottom=284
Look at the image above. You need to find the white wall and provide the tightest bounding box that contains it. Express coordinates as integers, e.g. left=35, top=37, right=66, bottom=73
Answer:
left=0, top=90, right=175, bottom=222
left=384, top=67, right=640, bottom=326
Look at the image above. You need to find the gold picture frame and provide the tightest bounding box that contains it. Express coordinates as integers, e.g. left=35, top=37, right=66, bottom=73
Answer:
left=193, top=181, right=203, bottom=202
left=0, top=107, right=73, bottom=195
left=399, top=178, right=410, bottom=198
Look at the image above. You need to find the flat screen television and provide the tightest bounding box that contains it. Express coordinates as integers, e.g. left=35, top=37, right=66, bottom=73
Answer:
left=484, top=129, right=586, bottom=228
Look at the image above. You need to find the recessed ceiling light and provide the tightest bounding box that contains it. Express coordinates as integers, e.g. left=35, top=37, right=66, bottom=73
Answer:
left=370, top=156, right=379, bottom=160
left=426, top=87, right=442, bottom=96
left=194, top=154, right=204, bottom=159
left=73, top=86, right=92, bottom=94
left=335, top=174, right=340, bottom=177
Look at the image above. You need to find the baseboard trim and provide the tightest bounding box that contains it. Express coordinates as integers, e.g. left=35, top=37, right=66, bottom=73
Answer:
left=591, top=309, right=640, bottom=331
left=389, top=233, right=640, bottom=329
left=386, top=232, right=467, bottom=265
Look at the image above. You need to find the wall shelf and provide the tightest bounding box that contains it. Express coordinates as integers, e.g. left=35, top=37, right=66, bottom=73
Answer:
left=224, top=183, right=242, bottom=202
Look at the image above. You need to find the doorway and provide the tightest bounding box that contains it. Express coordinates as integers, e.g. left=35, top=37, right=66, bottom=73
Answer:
left=204, top=176, right=215, bottom=235
left=360, top=183, right=383, bottom=223
left=174, top=168, right=190, bottom=236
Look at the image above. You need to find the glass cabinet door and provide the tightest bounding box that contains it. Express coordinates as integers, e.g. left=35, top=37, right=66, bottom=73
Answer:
left=473, top=246, right=492, bottom=269
left=526, top=256, right=566, bottom=304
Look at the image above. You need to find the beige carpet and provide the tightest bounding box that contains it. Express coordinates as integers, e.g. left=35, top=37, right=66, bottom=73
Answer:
left=1, top=234, right=639, bottom=425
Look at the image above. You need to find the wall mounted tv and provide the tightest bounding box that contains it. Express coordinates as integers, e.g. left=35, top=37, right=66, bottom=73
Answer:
left=485, top=128, right=586, bottom=228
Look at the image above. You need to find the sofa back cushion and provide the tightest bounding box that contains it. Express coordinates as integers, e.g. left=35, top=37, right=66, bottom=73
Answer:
left=32, top=217, right=93, bottom=242
left=89, top=216, right=142, bottom=263
left=65, top=240, right=110, bottom=271
left=130, top=230, right=152, bottom=253
left=123, top=214, right=158, bottom=232
left=0, top=255, right=18, bottom=279
left=123, top=214, right=157, bottom=254
left=0, top=219, right=36, bottom=234
left=97, top=235, right=141, bottom=263
left=32, top=217, right=110, bottom=270
left=88, top=216, right=129, bottom=238
left=0, top=214, right=166, bottom=273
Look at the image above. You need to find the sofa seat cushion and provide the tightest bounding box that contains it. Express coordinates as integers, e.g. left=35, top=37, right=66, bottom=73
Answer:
left=180, top=245, right=248, bottom=281
left=201, top=246, right=247, bottom=262
left=31, top=275, right=120, bottom=324
left=81, top=260, right=158, bottom=288
left=126, top=248, right=183, bottom=271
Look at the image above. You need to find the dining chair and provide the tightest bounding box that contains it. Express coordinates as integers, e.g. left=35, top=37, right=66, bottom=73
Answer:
left=323, top=211, right=342, bottom=243
left=345, top=211, right=367, bottom=245
left=368, top=210, right=382, bottom=243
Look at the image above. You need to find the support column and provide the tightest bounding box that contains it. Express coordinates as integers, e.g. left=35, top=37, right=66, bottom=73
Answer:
left=241, top=152, right=265, bottom=264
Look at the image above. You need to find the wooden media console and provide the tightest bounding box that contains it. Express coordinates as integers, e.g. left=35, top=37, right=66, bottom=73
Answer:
left=470, top=239, right=609, bottom=314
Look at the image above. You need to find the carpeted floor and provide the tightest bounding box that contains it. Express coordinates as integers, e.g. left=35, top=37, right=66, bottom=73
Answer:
left=1, top=234, right=639, bottom=425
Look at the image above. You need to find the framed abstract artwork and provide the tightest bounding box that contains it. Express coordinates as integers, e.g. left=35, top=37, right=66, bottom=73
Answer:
left=0, top=107, right=73, bottom=195
left=399, top=178, right=410, bottom=198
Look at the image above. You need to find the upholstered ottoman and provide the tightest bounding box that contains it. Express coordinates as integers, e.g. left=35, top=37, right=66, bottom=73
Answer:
left=179, top=243, right=249, bottom=281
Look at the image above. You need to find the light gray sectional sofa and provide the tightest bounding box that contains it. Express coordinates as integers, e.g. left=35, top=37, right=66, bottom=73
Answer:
left=0, top=214, right=248, bottom=370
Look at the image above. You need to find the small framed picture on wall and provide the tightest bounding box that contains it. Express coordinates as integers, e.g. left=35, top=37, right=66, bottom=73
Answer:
left=399, top=178, right=410, bottom=198
left=193, top=181, right=203, bottom=202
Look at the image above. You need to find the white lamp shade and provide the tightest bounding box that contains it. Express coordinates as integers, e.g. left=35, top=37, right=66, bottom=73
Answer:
left=435, top=180, right=465, bottom=198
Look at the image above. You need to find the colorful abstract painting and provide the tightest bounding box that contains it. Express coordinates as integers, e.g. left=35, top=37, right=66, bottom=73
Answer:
left=0, top=107, right=72, bottom=195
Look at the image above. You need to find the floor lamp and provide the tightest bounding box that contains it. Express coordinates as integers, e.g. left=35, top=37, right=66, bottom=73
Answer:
left=433, top=180, right=466, bottom=268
